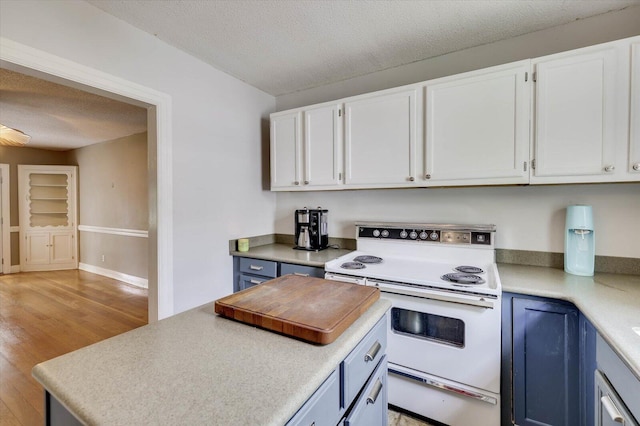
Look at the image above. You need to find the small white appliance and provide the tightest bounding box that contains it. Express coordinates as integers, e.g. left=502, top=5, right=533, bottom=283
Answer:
left=325, top=222, right=502, bottom=426
left=564, top=205, right=595, bottom=276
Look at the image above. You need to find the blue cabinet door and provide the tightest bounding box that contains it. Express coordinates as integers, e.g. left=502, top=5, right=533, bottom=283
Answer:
left=512, top=297, right=579, bottom=426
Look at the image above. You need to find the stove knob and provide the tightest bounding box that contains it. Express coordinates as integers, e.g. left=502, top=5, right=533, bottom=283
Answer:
left=419, top=231, right=428, bottom=240
left=373, top=229, right=380, bottom=237
left=409, top=231, right=418, bottom=239
left=381, top=230, right=389, bottom=238
left=400, top=230, right=408, bottom=239
left=430, top=232, right=439, bottom=241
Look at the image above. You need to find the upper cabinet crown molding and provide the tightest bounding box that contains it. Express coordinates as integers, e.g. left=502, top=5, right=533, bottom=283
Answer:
left=270, top=35, right=640, bottom=191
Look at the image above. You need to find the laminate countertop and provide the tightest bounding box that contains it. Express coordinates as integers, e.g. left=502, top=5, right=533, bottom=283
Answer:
left=498, top=264, right=640, bottom=380
left=230, top=243, right=352, bottom=267
left=32, top=299, right=391, bottom=425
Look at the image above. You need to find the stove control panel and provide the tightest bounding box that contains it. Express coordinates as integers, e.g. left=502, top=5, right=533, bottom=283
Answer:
left=358, top=226, right=492, bottom=246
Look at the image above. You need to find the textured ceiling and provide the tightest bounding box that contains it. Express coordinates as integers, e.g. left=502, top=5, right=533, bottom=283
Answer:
left=0, top=68, right=147, bottom=150
left=87, top=0, right=640, bottom=96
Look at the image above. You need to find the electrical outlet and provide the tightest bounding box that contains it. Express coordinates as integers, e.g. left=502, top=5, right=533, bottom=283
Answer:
left=101, top=254, right=105, bottom=262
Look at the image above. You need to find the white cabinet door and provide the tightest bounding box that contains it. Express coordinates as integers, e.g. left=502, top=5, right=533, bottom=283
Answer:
left=532, top=45, right=626, bottom=183
left=630, top=41, right=640, bottom=177
left=304, top=104, right=342, bottom=188
left=50, top=231, right=75, bottom=265
left=25, top=232, right=50, bottom=266
left=271, top=111, right=302, bottom=189
left=344, top=87, right=418, bottom=187
left=425, top=60, right=530, bottom=185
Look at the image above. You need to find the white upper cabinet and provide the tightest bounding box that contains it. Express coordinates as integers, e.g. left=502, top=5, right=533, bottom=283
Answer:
left=344, top=87, right=419, bottom=187
left=270, top=111, right=302, bottom=189
left=304, top=104, right=342, bottom=188
left=630, top=41, right=640, bottom=176
left=531, top=41, right=631, bottom=183
left=271, top=105, right=342, bottom=190
left=425, top=60, right=531, bottom=185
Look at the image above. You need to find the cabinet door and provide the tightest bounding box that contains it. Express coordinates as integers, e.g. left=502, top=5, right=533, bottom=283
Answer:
left=271, top=111, right=302, bottom=189
left=344, top=356, right=387, bottom=426
left=533, top=46, right=621, bottom=182
left=425, top=60, right=530, bottom=185
left=304, top=104, right=342, bottom=187
left=344, top=88, right=418, bottom=187
left=25, top=232, right=50, bottom=266
left=512, top=298, right=579, bottom=426
left=280, top=262, right=324, bottom=278
left=594, top=371, right=639, bottom=426
left=50, top=231, right=74, bottom=265
left=630, top=41, right=640, bottom=176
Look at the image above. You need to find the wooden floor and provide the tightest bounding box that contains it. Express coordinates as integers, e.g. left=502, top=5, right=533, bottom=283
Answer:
left=0, top=270, right=148, bottom=426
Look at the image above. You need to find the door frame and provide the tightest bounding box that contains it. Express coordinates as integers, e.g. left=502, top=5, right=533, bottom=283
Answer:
left=0, top=164, right=10, bottom=274
left=0, top=37, right=173, bottom=321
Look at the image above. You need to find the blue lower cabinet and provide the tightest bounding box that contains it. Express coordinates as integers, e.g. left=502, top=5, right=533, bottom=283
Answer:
left=506, top=293, right=580, bottom=426
left=233, top=256, right=324, bottom=292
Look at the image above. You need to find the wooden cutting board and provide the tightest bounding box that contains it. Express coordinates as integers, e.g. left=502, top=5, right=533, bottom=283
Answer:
left=214, top=275, right=379, bottom=345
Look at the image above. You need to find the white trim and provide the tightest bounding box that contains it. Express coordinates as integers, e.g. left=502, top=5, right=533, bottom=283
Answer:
left=1, top=37, right=173, bottom=320
left=1, top=164, right=10, bottom=274
left=10, top=226, right=19, bottom=233
left=79, top=263, right=148, bottom=289
left=10, top=265, right=21, bottom=274
left=78, top=225, right=148, bottom=238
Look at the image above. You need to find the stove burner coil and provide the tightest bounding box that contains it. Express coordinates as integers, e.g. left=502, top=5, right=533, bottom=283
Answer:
left=441, top=273, right=486, bottom=285
left=353, top=255, right=383, bottom=264
left=454, top=265, right=484, bottom=274
left=341, top=262, right=366, bottom=270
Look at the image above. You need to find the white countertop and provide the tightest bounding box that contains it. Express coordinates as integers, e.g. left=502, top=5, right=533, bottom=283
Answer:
left=499, top=264, right=640, bottom=379
left=32, top=299, right=391, bottom=425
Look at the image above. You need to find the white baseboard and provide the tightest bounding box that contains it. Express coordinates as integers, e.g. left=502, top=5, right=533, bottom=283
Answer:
left=10, top=265, right=21, bottom=273
left=79, top=263, right=148, bottom=289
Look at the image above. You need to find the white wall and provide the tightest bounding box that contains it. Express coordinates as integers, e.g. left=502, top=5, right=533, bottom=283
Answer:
left=0, top=0, right=277, bottom=313
left=275, top=8, right=640, bottom=260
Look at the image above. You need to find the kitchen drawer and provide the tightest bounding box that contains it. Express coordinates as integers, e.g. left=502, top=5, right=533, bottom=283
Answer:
left=238, top=274, right=269, bottom=291
left=596, top=334, right=640, bottom=421
left=595, top=370, right=638, bottom=426
left=341, top=316, right=387, bottom=409
left=280, top=262, right=324, bottom=278
left=343, top=356, right=387, bottom=426
left=238, top=257, right=277, bottom=278
left=286, top=368, right=341, bottom=426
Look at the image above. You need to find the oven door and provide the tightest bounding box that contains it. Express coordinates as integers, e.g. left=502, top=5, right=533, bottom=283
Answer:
left=379, top=288, right=501, bottom=393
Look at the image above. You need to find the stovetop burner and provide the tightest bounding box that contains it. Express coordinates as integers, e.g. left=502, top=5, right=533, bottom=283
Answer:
left=441, top=273, right=486, bottom=285
left=353, top=255, right=383, bottom=264
left=454, top=265, right=484, bottom=274
left=341, top=261, right=366, bottom=270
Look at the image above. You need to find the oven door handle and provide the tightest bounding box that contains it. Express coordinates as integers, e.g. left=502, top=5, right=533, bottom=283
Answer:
left=369, top=280, right=495, bottom=309
left=388, top=368, right=497, bottom=405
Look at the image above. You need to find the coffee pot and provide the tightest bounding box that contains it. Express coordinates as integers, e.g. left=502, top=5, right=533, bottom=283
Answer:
left=564, top=205, right=595, bottom=276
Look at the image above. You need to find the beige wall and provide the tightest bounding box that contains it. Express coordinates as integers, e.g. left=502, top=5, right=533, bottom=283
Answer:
left=0, top=145, right=70, bottom=265
left=67, top=132, right=148, bottom=279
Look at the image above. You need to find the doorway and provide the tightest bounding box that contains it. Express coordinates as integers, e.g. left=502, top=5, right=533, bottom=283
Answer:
left=0, top=38, right=173, bottom=321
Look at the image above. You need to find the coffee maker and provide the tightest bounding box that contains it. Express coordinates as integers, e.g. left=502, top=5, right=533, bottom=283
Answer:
left=294, top=207, right=329, bottom=251
left=564, top=205, right=595, bottom=276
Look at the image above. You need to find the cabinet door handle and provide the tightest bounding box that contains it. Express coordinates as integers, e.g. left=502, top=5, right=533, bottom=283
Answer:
left=601, top=395, right=624, bottom=423
left=250, top=279, right=262, bottom=285
left=633, top=163, right=640, bottom=171
left=604, top=165, right=615, bottom=173
left=366, top=378, right=383, bottom=405
left=293, top=272, right=309, bottom=277
left=249, top=265, right=263, bottom=271
left=364, top=341, right=381, bottom=362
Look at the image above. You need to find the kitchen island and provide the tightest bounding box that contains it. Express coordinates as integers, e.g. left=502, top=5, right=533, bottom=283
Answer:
left=32, top=298, right=391, bottom=425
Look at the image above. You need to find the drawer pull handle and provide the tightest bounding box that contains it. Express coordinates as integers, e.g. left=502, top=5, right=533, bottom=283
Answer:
left=250, top=279, right=262, bottom=285
left=366, top=379, right=383, bottom=405
left=601, top=395, right=624, bottom=423
left=364, top=341, right=381, bottom=362
left=293, top=272, right=309, bottom=277
left=249, top=265, right=263, bottom=271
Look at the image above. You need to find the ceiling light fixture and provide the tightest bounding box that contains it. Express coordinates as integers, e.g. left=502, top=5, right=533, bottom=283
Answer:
left=0, top=124, right=31, bottom=146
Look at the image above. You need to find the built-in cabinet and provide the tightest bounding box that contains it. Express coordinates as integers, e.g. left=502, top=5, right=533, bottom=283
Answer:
left=18, top=165, right=78, bottom=271
left=502, top=293, right=598, bottom=426
left=425, top=60, right=530, bottom=185
left=270, top=35, right=640, bottom=191
left=233, top=256, right=324, bottom=292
